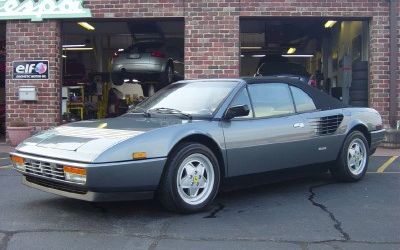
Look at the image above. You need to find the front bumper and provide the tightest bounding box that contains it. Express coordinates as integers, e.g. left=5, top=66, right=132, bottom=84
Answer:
left=370, top=129, right=386, bottom=150
left=10, top=152, right=167, bottom=202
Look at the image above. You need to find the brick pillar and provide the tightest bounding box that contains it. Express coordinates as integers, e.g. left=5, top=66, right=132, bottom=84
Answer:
left=369, top=14, right=391, bottom=126
left=397, top=0, right=400, bottom=126
left=184, top=0, right=240, bottom=79
left=6, top=20, right=61, bottom=133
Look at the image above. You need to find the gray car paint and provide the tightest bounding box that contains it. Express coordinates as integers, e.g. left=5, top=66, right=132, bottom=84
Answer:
left=11, top=78, right=385, bottom=201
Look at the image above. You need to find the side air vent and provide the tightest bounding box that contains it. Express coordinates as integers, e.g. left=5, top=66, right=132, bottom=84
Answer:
left=309, top=114, right=344, bottom=136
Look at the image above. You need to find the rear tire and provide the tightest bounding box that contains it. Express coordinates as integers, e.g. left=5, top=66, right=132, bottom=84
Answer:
left=158, top=143, right=220, bottom=213
left=330, top=131, right=369, bottom=182
left=160, top=62, right=175, bottom=86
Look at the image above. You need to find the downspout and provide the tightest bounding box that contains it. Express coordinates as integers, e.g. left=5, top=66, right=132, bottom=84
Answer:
left=389, top=0, right=398, bottom=127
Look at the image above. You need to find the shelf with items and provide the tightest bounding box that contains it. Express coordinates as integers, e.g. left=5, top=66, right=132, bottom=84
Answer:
left=65, top=86, right=85, bottom=120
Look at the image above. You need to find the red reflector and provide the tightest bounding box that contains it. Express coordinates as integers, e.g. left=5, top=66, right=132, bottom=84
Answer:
left=151, top=51, right=165, bottom=58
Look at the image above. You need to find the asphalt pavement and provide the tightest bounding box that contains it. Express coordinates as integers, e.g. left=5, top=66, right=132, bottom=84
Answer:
left=0, top=153, right=399, bottom=250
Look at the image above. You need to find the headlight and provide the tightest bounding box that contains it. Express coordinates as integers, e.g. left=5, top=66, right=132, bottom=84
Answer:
left=63, top=166, right=86, bottom=184
left=11, top=155, right=25, bottom=171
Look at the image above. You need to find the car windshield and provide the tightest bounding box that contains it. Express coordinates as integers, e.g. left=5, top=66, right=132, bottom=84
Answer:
left=129, top=81, right=238, bottom=118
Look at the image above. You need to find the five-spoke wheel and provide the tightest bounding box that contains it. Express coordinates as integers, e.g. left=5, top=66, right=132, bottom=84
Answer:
left=330, top=130, right=369, bottom=182
left=158, top=143, right=220, bottom=213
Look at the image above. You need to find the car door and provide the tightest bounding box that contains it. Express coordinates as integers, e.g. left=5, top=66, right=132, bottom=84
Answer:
left=222, top=83, right=311, bottom=177
left=289, top=85, right=345, bottom=164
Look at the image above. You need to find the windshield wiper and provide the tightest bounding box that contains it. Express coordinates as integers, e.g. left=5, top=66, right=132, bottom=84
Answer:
left=147, top=107, right=192, bottom=119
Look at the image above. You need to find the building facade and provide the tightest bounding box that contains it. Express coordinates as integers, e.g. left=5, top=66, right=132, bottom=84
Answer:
left=4, top=0, right=400, bottom=132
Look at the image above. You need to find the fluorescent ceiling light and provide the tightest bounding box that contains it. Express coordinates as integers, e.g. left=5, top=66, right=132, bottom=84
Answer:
left=62, top=44, right=86, bottom=48
left=78, top=22, right=95, bottom=30
left=287, top=47, right=296, bottom=54
left=62, top=55, right=67, bottom=58
left=324, top=20, right=337, bottom=28
left=63, top=47, right=94, bottom=51
left=118, top=48, right=124, bottom=52
left=282, top=54, right=314, bottom=58
left=240, top=54, right=245, bottom=57
left=251, top=54, right=266, bottom=58
left=241, top=46, right=262, bottom=50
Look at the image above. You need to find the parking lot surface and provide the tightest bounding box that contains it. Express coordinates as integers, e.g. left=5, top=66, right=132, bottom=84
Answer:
left=0, top=153, right=399, bottom=250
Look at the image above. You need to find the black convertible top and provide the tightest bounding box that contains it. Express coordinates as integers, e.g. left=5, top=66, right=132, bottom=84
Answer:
left=242, top=77, right=346, bottom=110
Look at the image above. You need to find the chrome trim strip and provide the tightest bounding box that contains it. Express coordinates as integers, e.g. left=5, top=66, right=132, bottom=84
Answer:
left=15, top=168, right=83, bottom=186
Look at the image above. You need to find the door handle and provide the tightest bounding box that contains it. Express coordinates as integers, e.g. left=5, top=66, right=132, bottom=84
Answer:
left=293, top=123, right=304, bottom=128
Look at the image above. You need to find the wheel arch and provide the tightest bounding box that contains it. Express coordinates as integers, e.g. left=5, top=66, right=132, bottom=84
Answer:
left=347, top=123, right=371, bottom=147
left=167, top=134, right=226, bottom=180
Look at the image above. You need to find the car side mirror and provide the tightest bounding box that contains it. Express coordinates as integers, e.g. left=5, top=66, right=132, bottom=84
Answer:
left=224, top=105, right=250, bottom=120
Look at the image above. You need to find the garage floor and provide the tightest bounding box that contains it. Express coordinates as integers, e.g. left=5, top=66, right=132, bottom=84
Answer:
left=0, top=153, right=399, bottom=250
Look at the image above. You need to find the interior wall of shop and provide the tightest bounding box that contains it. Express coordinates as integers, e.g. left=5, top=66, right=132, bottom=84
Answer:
left=322, top=21, right=369, bottom=104
left=5, top=0, right=398, bottom=132
left=62, top=21, right=184, bottom=100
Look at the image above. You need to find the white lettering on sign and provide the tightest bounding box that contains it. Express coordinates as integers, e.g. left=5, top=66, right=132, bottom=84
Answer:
left=15, top=64, right=36, bottom=73
left=0, top=0, right=91, bottom=21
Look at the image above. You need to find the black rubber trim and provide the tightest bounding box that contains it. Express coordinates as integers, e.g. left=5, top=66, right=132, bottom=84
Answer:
left=25, top=175, right=88, bottom=194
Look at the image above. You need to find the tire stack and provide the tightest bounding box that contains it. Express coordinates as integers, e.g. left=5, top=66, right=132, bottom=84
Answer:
left=349, top=61, right=368, bottom=107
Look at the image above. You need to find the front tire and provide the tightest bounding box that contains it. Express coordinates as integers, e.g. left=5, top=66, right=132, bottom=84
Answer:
left=330, top=131, right=369, bottom=182
left=158, top=143, right=220, bottom=213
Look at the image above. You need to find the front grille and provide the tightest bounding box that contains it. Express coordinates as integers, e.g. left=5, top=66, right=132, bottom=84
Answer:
left=24, top=159, right=65, bottom=181
left=25, top=176, right=88, bottom=194
left=309, top=114, right=344, bottom=136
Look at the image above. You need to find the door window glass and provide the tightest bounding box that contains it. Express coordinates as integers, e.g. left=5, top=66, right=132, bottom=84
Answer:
left=248, top=83, right=295, bottom=118
left=290, top=86, right=316, bottom=112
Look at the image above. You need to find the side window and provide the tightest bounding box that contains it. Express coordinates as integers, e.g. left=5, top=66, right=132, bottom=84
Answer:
left=248, top=83, right=295, bottom=118
left=290, top=86, right=316, bottom=112
left=228, top=87, right=253, bottom=119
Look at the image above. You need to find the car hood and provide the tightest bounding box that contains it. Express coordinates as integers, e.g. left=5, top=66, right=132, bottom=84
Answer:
left=16, top=115, right=191, bottom=162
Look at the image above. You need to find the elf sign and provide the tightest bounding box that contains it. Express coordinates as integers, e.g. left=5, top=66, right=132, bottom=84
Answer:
left=13, top=60, right=49, bottom=79
left=0, top=0, right=91, bottom=22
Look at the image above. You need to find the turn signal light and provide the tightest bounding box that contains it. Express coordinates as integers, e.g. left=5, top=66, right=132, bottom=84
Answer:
left=63, top=166, right=86, bottom=176
left=132, top=152, right=147, bottom=159
left=11, top=155, right=24, bottom=165
left=11, top=155, right=25, bottom=171
left=63, top=166, right=86, bottom=184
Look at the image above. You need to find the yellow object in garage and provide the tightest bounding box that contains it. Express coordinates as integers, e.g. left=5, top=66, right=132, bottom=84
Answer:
left=97, top=82, right=110, bottom=119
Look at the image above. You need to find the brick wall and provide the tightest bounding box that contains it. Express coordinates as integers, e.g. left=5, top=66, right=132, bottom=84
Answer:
left=6, top=21, right=61, bottom=131
left=397, top=0, right=400, bottom=125
left=184, top=0, right=240, bottom=79
left=84, top=0, right=184, bottom=18
left=4, top=0, right=398, bottom=129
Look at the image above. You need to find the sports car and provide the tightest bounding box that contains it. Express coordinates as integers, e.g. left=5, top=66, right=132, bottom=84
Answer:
left=10, top=77, right=385, bottom=213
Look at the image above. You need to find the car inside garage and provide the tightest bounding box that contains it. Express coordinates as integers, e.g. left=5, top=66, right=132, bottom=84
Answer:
left=61, top=19, right=184, bottom=122
left=240, top=18, right=369, bottom=108
left=0, top=23, right=5, bottom=140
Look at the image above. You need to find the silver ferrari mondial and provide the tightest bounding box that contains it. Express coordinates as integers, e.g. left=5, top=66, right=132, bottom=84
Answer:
left=10, top=77, right=385, bottom=213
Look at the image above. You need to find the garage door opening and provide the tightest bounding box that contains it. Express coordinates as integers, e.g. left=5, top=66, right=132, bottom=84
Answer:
left=0, top=22, right=5, bottom=141
left=240, top=18, right=369, bottom=107
left=61, top=19, right=184, bottom=122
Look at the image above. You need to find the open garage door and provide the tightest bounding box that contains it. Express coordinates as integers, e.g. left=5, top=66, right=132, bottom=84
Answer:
left=0, top=22, right=5, bottom=141
left=61, top=19, right=184, bottom=122
left=240, top=18, right=370, bottom=107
